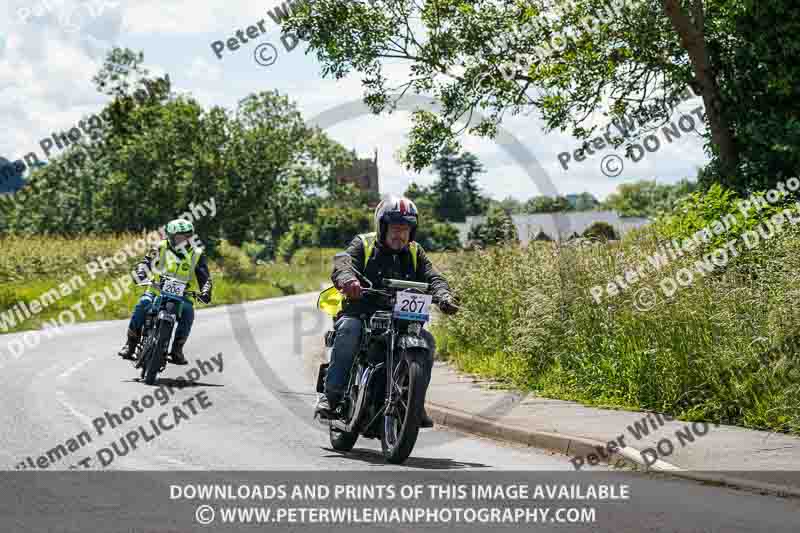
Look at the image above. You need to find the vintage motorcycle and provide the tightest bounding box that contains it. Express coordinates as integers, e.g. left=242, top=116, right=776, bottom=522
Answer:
left=316, top=272, right=444, bottom=464
left=132, top=276, right=200, bottom=385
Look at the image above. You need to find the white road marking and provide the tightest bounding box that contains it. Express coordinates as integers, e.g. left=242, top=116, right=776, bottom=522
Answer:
left=55, top=390, right=94, bottom=426
left=58, top=356, right=94, bottom=380
left=156, top=455, right=193, bottom=468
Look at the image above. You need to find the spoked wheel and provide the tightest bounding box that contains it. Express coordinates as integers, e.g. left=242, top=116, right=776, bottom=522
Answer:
left=135, top=329, right=155, bottom=373
left=381, top=357, right=425, bottom=464
left=137, top=337, right=154, bottom=379
left=144, top=313, right=174, bottom=385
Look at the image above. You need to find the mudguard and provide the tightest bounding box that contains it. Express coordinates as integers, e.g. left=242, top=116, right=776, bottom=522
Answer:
left=397, top=334, right=431, bottom=354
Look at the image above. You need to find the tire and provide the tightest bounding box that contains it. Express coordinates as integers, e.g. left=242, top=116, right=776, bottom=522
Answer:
left=144, top=305, right=175, bottom=385
left=138, top=336, right=154, bottom=379
left=329, top=426, right=359, bottom=451
left=381, top=357, right=425, bottom=464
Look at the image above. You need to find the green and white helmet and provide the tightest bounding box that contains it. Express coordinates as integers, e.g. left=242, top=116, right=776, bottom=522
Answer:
left=165, top=218, right=194, bottom=249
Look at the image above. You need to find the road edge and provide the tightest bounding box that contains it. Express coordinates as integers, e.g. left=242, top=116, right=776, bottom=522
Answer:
left=313, top=346, right=800, bottom=499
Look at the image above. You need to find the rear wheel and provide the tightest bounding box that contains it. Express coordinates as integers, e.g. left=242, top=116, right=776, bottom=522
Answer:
left=381, top=357, right=425, bottom=464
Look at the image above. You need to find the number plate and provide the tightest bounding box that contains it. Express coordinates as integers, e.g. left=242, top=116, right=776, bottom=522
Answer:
left=161, top=278, right=186, bottom=297
left=393, top=292, right=432, bottom=322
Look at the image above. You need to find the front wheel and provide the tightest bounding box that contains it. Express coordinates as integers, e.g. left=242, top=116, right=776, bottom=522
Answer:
left=329, top=426, right=359, bottom=451
left=381, top=357, right=425, bottom=464
left=144, top=305, right=175, bottom=385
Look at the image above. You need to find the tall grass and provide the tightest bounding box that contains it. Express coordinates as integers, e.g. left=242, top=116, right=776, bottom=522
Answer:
left=0, top=233, right=336, bottom=334
left=434, top=219, right=800, bottom=434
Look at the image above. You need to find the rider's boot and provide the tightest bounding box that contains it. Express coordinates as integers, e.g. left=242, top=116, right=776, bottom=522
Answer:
left=169, top=337, right=189, bottom=365
left=421, top=407, right=434, bottom=428
left=314, top=392, right=341, bottom=420
left=117, top=328, right=140, bottom=360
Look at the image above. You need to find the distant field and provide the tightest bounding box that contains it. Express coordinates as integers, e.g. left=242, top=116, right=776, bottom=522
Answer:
left=0, top=233, right=336, bottom=335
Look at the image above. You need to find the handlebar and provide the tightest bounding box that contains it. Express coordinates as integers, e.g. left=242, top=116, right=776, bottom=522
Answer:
left=359, top=287, right=449, bottom=307
left=135, top=279, right=202, bottom=301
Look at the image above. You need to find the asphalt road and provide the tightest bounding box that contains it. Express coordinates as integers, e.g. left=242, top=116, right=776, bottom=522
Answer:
left=1, top=293, right=799, bottom=532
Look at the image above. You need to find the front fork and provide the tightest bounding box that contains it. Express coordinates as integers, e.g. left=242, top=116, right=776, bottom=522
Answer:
left=149, top=294, right=184, bottom=353
left=384, top=328, right=398, bottom=417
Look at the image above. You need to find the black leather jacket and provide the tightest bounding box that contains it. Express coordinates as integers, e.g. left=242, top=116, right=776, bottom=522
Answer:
left=331, top=236, right=451, bottom=317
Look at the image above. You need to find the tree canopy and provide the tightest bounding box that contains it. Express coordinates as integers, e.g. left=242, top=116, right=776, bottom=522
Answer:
left=283, top=0, right=800, bottom=192
left=1, top=47, right=353, bottom=249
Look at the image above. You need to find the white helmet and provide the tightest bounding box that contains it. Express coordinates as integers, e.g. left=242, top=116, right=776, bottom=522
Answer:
left=374, top=195, right=419, bottom=243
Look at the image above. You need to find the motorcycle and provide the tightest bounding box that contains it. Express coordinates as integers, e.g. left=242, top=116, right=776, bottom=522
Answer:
left=316, top=274, right=444, bottom=464
left=132, top=276, right=200, bottom=385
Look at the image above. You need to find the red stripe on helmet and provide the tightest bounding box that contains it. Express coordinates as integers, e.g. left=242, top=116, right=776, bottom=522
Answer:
left=398, top=199, right=407, bottom=215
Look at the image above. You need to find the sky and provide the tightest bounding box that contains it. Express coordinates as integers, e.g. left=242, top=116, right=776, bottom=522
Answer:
left=0, top=0, right=709, bottom=202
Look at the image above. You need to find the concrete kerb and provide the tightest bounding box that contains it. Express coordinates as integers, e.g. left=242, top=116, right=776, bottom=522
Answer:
left=425, top=399, right=800, bottom=499
left=310, top=344, right=655, bottom=472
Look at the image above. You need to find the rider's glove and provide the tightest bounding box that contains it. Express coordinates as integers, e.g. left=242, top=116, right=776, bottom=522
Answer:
left=341, top=279, right=362, bottom=300
left=134, top=266, right=148, bottom=283
left=197, top=281, right=212, bottom=304
left=437, top=294, right=459, bottom=315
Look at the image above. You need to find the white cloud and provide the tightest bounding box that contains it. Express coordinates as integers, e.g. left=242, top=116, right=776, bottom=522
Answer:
left=121, top=0, right=281, bottom=35
left=185, top=56, right=222, bottom=84
left=1, top=0, right=711, bottom=200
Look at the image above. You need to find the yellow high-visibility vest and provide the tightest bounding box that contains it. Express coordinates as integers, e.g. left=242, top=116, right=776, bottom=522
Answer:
left=316, top=233, right=418, bottom=317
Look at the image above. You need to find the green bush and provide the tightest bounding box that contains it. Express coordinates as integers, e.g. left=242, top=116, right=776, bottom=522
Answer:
left=467, top=206, right=518, bottom=247
left=417, top=220, right=462, bottom=251
left=242, top=241, right=267, bottom=261
left=317, top=207, right=372, bottom=247
left=276, top=223, right=319, bottom=261
left=216, top=239, right=257, bottom=281
left=435, top=184, right=800, bottom=434
left=582, top=221, right=618, bottom=241
left=654, top=183, right=788, bottom=250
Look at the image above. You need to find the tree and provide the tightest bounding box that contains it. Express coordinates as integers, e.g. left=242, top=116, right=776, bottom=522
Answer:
left=330, top=182, right=369, bottom=209
left=277, top=222, right=320, bottom=261
left=602, top=179, right=698, bottom=218
left=316, top=206, right=372, bottom=248
left=283, top=1, right=800, bottom=191
left=2, top=47, right=353, bottom=245
left=468, top=206, right=518, bottom=247
left=431, top=146, right=465, bottom=221
left=457, top=151, right=486, bottom=216
left=404, top=181, right=439, bottom=216
left=416, top=220, right=462, bottom=252
left=582, top=221, right=618, bottom=241
left=524, top=195, right=571, bottom=213
left=428, top=145, right=488, bottom=221
left=572, top=192, right=599, bottom=211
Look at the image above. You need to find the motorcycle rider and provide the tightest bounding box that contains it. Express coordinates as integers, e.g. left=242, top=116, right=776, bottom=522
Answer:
left=314, top=195, right=459, bottom=427
left=117, top=218, right=212, bottom=365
